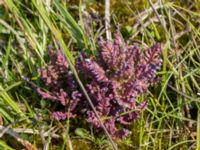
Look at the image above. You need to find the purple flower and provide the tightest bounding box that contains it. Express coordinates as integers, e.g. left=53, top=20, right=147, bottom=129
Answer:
left=52, top=111, right=76, bottom=120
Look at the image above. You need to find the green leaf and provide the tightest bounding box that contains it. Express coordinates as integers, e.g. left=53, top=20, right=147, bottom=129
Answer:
left=0, top=84, right=25, bottom=119
left=31, top=0, right=75, bottom=64
left=75, top=128, right=89, bottom=138
left=0, top=140, right=14, bottom=150
left=54, top=0, right=86, bottom=48
left=0, top=108, right=14, bottom=122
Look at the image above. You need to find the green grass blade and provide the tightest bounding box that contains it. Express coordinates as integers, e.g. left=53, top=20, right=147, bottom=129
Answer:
left=168, top=140, right=195, bottom=150
left=197, top=110, right=200, bottom=149
left=54, top=0, right=85, bottom=48
left=0, top=82, right=22, bottom=94
left=0, top=84, right=23, bottom=117
left=31, top=0, right=75, bottom=64
left=19, top=95, right=34, bottom=118
left=0, top=140, right=14, bottom=150
left=3, top=0, right=45, bottom=62
left=0, top=108, right=14, bottom=122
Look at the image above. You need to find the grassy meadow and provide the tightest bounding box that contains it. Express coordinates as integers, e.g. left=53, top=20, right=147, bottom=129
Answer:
left=0, top=0, right=200, bottom=149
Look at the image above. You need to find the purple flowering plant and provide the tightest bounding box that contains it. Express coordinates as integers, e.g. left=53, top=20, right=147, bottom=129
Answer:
left=37, top=27, right=162, bottom=139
